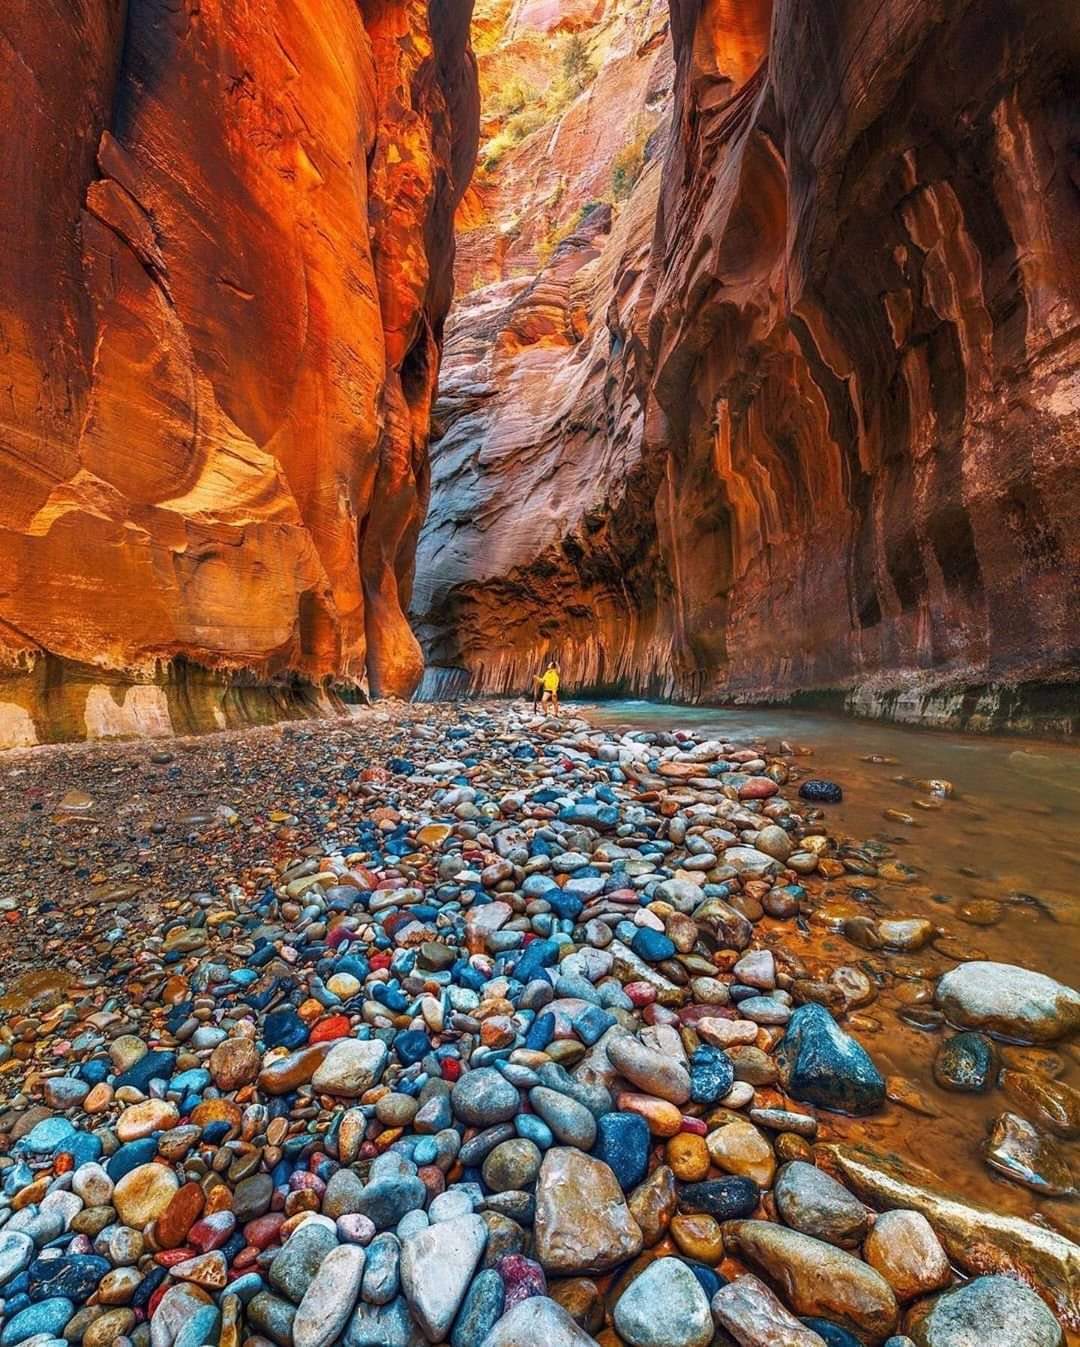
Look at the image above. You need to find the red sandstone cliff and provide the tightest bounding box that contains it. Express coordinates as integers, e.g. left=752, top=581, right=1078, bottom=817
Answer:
left=0, top=0, right=477, bottom=746
left=415, top=0, right=1080, bottom=731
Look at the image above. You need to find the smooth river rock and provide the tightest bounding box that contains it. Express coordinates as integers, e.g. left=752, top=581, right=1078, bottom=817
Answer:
left=533, top=1148, right=643, bottom=1274
left=712, top=1275, right=828, bottom=1347
left=826, top=1143, right=1080, bottom=1331
left=724, top=1220, right=899, bottom=1341
left=934, top=963, right=1080, bottom=1044
left=612, top=1257, right=712, bottom=1347
left=908, top=1275, right=1063, bottom=1347
left=400, top=1214, right=487, bottom=1342
left=480, top=1296, right=601, bottom=1347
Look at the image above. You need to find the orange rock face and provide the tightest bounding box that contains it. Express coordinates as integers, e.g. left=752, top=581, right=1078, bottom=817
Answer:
left=415, top=0, right=1080, bottom=730
left=0, top=0, right=478, bottom=745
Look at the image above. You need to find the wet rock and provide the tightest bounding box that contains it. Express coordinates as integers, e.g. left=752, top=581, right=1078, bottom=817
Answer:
left=827, top=1143, right=1079, bottom=1330
left=1000, top=1070, right=1080, bottom=1139
left=712, top=1275, right=828, bottom=1347
left=933, top=1033, right=996, bottom=1092
left=678, top=1177, right=760, bottom=1220
left=613, top=1257, right=713, bottom=1347
left=863, top=1210, right=952, bottom=1300
left=799, top=780, right=843, bottom=804
left=984, top=1113, right=1076, bottom=1196
left=533, top=1148, right=642, bottom=1274
left=935, top=963, right=1080, bottom=1043
left=908, top=1275, right=1063, bottom=1347
left=775, top=1004, right=885, bottom=1115
left=627, top=1164, right=677, bottom=1246
left=725, top=1220, right=898, bottom=1341
left=773, top=1162, right=871, bottom=1248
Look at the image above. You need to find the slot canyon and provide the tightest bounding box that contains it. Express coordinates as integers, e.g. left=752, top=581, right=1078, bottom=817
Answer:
left=1, top=0, right=1078, bottom=746
left=1, top=8, right=1080, bottom=1347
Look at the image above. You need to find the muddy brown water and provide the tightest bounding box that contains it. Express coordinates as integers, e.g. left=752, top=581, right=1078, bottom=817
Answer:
left=584, top=700, right=1080, bottom=1241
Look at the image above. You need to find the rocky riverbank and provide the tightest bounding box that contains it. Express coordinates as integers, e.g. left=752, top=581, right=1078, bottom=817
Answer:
left=0, top=702, right=1076, bottom=1347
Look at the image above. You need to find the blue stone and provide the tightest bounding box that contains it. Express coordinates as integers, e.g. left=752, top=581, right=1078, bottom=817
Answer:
left=22, top=1118, right=75, bottom=1156
left=114, top=1050, right=176, bottom=1094
left=573, top=1005, right=616, bottom=1046
left=630, top=928, right=676, bottom=963
left=0, top=1297, right=74, bottom=1346
left=263, top=1008, right=308, bottom=1050
left=775, top=1003, right=885, bottom=1115
left=545, top=889, right=583, bottom=921
left=170, top=1068, right=211, bottom=1094
left=513, top=939, right=560, bottom=985
left=28, top=1254, right=109, bottom=1302
left=396, top=1030, right=431, bottom=1067
left=592, top=1112, right=649, bottom=1191
left=685, top=1262, right=726, bottom=1300
left=174, top=1304, right=220, bottom=1347
left=130, top=1265, right=168, bottom=1311
left=525, top=1013, right=555, bottom=1052
left=66, top=1132, right=102, bottom=1166
left=802, top=1319, right=863, bottom=1347
left=413, top=1137, right=439, bottom=1166
left=689, top=1045, right=735, bottom=1105
left=106, top=1138, right=159, bottom=1182
left=798, top=779, right=843, bottom=804
left=78, top=1060, right=110, bottom=1086
left=515, top=1115, right=554, bottom=1150
left=451, top=1268, right=504, bottom=1347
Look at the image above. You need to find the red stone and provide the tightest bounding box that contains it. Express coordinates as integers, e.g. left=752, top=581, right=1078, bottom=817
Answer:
left=243, top=1214, right=286, bottom=1250
left=309, top=1015, right=351, bottom=1044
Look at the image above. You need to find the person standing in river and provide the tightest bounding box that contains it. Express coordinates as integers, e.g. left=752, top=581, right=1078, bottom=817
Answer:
left=532, top=660, right=561, bottom=715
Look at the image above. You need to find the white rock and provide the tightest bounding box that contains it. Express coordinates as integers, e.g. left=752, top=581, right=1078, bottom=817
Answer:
left=936, top=962, right=1080, bottom=1043
left=293, top=1243, right=366, bottom=1347
left=311, top=1039, right=389, bottom=1096
left=400, top=1214, right=487, bottom=1342
left=481, top=1297, right=600, bottom=1347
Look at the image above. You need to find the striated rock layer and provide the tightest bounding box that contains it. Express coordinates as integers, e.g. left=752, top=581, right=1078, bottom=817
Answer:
left=414, top=0, right=1080, bottom=734
left=0, top=0, right=478, bottom=746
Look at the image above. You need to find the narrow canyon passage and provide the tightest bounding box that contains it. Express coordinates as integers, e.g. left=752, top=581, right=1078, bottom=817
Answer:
left=413, top=0, right=1080, bottom=736
left=0, top=4, right=1079, bottom=1347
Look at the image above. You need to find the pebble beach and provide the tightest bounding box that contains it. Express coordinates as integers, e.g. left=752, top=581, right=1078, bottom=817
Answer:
left=0, top=701, right=1076, bottom=1347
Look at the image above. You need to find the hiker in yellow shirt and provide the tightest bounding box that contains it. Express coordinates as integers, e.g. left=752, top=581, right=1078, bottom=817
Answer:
left=532, top=661, right=561, bottom=715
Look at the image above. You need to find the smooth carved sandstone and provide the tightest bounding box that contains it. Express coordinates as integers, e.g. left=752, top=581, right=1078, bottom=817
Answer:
left=414, top=0, right=1080, bottom=735
left=0, top=0, right=479, bottom=745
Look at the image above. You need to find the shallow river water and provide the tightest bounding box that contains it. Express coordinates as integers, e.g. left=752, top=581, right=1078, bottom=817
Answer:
left=582, top=700, right=1080, bottom=1239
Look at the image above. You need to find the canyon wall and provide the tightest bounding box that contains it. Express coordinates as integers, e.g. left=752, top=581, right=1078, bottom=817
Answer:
left=415, top=0, right=1080, bottom=732
left=0, top=0, right=478, bottom=747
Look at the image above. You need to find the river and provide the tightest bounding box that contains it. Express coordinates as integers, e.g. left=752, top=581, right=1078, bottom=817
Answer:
left=581, top=699, right=1080, bottom=1238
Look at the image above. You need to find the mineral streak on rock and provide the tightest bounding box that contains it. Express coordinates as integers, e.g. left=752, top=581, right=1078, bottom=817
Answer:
left=414, top=0, right=1080, bottom=730
left=0, top=0, right=479, bottom=745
